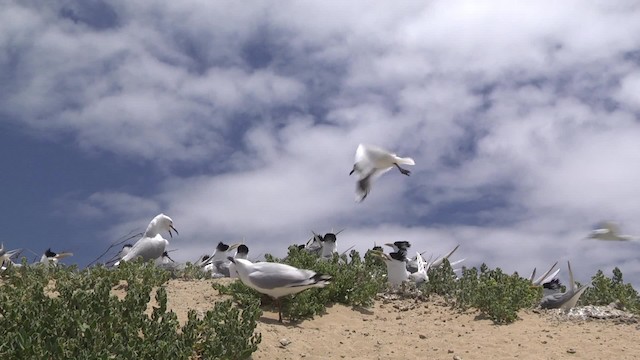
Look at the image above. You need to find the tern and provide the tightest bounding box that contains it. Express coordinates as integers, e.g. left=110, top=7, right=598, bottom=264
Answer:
left=114, top=213, right=178, bottom=266
left=40, top=248, right=73, bottom=266
left=201, top=242, right=241, bottom=277
left=314, top=230, right=344, bottom=260
left=372, top=250, right=410, bottom=286
left=229, top=244, right=249, bottom=279
left=229, top=257, right=331, bottom=322
left=0, top=244, right=21, bottom=270
left=539, top=261, right=588, bottom=312
left=349, top=144, right=415, bottom=202
left=587, top=221, right=637, bottom=241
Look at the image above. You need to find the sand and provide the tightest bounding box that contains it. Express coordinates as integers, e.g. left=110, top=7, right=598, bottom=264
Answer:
left=159, top=278, right=640, bottom=360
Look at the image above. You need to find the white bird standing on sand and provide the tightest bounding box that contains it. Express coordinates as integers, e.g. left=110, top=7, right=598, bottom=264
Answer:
left=587, top=221, right=637, bottom=241
left=349, top=144, right=415, bottom=202
left=229, top=257, right=332, bottom=322
left=40, top=248, right=74, bottom=266
left=229, top=244, right=249, bottom=279
left=114, top=213, right=178, bottom=266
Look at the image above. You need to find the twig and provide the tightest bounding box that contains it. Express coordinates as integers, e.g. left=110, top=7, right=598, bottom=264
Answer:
left=86, top=229, right=143, bottom=267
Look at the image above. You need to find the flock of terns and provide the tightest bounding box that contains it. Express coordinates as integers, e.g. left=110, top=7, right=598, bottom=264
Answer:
left=0, top=144, right=637, bottom=322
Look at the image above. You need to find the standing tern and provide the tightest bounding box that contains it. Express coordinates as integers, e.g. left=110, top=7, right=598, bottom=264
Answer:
left=539, top=261, right=588, bottom=312
left=40, top=248, right=74, bottom=266
left=349, top=144, right=415, bottom=202
left=372, top=250, right=410, bottom=286
left=114, top=213, right=178, bottom=266
left=229, top=244, right=249, bottom=278
left=201, top=241, right=241, bottom=277
left=0, top=244, right=21, bottom=270
left=229, top=257, right=331, bottom=322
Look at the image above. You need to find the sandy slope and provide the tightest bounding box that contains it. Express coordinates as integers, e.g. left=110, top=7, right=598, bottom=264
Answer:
left=162, top=279, right=640, bottom=360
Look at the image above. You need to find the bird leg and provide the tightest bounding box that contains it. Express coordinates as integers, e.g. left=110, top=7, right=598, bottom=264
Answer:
left=276, top=298, right=283, bottom=323
left=394, top=163, right=411, bottom=176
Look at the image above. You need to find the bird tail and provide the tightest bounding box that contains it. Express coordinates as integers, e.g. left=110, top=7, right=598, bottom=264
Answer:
left=395, top=156, right=415, bottom=166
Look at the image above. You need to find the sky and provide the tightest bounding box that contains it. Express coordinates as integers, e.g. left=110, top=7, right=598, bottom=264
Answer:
left=2, top=0, right=640, bottom=287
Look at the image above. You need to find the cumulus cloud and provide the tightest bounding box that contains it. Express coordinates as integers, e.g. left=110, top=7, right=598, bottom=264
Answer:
left=3, top=1, right=640, bottom=285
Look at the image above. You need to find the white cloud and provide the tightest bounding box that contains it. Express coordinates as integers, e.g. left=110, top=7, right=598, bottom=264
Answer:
left=4, top=1, right=640, bottom=286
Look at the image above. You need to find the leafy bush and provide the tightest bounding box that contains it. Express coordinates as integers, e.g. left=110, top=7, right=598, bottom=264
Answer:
left=0, top=261, right=261, bottom=359
left=578, top=267, right=640, bottom=314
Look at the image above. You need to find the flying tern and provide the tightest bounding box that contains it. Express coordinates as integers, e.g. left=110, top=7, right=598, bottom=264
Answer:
left=229, top=257, right=331, bottom=322
left=587, top=221, right=637, bottom=241
left=349, top=144, right=415, bottom=202
left=114, top=213, right=178, bottom=266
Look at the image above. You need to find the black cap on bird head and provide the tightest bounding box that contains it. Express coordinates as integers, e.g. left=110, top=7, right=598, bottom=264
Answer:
left=45, top=248, right=57, bottom=258
left=237, top=244, right=249, bottom=254
left=543, top=278, right=562, bottom=291
left=371, top=245, right=383, bottom=252
left=389, top=251, right=407, bottom=262
left=323, top=233, right=337, bottom=243
left=216, top=242, right=230, bottom=252
left=393, top=241, right=411, bottom=250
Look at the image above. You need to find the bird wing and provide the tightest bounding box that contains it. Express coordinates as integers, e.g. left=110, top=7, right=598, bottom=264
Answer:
left=249, top=263, right=317, bottom=290
left=122, top=236, right=165, bottom=261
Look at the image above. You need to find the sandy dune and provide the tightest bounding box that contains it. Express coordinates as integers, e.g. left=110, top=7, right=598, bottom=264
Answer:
left=160, top=278, right=640, bottom=360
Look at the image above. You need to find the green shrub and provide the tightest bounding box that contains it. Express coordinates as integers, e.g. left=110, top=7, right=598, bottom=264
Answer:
left=0, top=261, right=261, bottom=359
left=578, top=267, right=640, bottom=314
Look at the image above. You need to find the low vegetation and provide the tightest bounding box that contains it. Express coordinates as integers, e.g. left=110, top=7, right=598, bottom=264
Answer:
left=0, top=261, right=261, bottom=359
left=1, top=250, right=638, bottom=358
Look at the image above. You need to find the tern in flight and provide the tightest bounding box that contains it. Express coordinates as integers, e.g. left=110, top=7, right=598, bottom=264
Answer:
left=587, top=221, right=637, bottom=241
left=349, top=144, right=415, bottom=202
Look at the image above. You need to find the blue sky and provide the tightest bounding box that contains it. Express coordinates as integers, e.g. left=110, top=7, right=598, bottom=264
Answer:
left=2, top=1, right=640, bottom=287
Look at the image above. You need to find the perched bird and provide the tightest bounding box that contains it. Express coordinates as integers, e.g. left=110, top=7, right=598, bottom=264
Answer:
left=410, top=251, right=428, bottom=284
left=317, top=230, right=344, bottom=260
left=229, top=257, right=331, bottom=322
left=349, top=144, right=415, bottom=202
left=587, top=221, right=636, bottom=241
left=115, top=213, right=178, bottom=266
left=229, top=244, right=249, bottom=278
left=0, top=243, right=21, bottom=269
left=201, top=242, right=241, bottom=277
left=539, top=261, right=588, bottom=312
left=302, top=233, right=324, bottom=256
left=40, top=248, right=74, bottom=266
left=372, top=250, right=410, bottom=286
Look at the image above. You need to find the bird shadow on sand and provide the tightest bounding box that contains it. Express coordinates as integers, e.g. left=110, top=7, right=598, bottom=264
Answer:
left=258, top=316, right=303, bottom=328
left=351, top=306, right=374, bottom=315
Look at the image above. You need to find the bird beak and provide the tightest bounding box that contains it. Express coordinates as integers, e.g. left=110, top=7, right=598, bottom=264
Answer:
left=169, top=225, right=179, bottom=238
left=228, top=243, right=241, bottom=251
left=227, top=256, right=236, bottom=264
left=55, top=252, right=73, bottom=259
left=384, top=243, right=395, bottom=249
